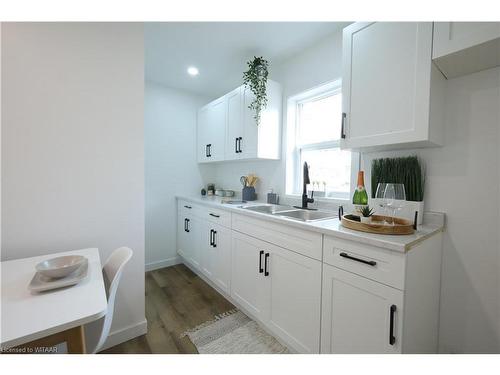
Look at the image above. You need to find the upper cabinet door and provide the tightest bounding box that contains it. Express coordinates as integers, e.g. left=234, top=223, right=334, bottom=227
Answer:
left=433, top=22, right=500, bottom=59
left=198, top=96, right=226, bottom=163
left=225, top=87, right=243, bottom=160
left=433, top=22, right=500, bottom=79
left=341, top=22, right=441, bottom=151
left=321, top=265, right=404, bottom=354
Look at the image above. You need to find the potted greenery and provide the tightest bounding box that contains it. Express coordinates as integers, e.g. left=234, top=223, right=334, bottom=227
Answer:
left=243, top=56, right=269, bottom=125
left=371, top=156, right=425, bottom=224
left=358, top=205, right=374, bottom=223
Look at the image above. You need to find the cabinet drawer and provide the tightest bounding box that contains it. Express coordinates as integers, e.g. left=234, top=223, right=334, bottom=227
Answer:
left=199, top=206, right=232, bottom=228
left=232, top=213, right=322, bottom=261
left=177, top=199, right=199, bottom=216
left=323, top=236, right=405, bottom=290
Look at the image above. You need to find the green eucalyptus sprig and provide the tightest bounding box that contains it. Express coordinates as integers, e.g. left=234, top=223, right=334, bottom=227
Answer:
left=243, top=56, right=269, bottom=126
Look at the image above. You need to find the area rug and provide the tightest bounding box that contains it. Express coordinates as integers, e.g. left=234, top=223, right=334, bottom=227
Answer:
left=180, top=309, right=289, bottom=354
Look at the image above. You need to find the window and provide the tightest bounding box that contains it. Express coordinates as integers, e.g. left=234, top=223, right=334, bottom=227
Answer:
left=285, top=80, right=357, bottom=200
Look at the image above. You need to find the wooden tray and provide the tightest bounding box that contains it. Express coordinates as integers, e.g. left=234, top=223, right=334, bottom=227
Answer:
left=341, top=214, right=415, bottom=235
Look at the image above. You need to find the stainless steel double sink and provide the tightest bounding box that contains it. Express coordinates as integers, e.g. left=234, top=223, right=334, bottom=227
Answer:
left=240, top=204, right=337, bottom=222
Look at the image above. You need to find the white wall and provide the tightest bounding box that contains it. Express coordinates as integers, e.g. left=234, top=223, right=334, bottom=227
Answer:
left=145, top=82, right=213, bottom=270
left=361, top=67, right=500, bottom=353
left=209, top=31, right=344, bottom=206
left=1, top=23, right=146, bottom=347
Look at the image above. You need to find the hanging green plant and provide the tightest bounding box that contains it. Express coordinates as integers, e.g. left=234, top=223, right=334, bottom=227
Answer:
left=243, top=56, right=269, bottom=125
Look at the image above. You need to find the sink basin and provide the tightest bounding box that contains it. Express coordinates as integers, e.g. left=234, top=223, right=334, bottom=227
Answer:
left=275, top=209, right=337, bottom=222
left=241, top=204, right=297, bottom=215
left=241, top=204, right=337, bottom=222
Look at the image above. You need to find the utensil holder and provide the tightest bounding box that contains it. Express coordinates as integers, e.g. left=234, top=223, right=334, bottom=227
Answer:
left=242, top=186, right=257, bottom=201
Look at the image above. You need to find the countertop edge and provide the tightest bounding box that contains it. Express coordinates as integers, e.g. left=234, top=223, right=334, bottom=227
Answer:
left=176, top=195, right=444, bottom=253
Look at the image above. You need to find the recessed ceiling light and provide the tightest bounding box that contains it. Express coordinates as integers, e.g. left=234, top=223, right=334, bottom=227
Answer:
left=187, top=66, right=199, bottom=76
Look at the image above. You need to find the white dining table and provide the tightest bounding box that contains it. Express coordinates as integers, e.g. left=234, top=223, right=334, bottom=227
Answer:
left=1, top=248, right=107, bottom=353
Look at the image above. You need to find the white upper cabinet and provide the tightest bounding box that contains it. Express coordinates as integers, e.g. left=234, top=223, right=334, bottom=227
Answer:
left=341, top=22, right=445, bottom=151
left=198, top=80, right=282, bottom=163
left=433, top=22, right=500, bottom=79
left=197, top=96, right=226, bottom=163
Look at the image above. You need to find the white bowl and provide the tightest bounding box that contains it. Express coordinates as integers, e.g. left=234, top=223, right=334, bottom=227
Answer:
left=35, top=255, right=87, bottom=279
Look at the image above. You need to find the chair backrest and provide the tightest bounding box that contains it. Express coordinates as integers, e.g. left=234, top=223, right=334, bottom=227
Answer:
left=92, top=247, right=133, bottom=353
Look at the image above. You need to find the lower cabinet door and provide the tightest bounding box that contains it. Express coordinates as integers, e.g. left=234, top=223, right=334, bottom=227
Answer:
left=321, top=264, right=404, bottom=354
left=230, top=232, right=268, bottom=322
left=187, top=216, right=201, bottom=269
left=211, top=223, right=231, bottom=294
left=266, top=244, right=322, bottom=353
left=177, top=213, right=191, bottom=260
left=200, top=222, right=231, bottom=294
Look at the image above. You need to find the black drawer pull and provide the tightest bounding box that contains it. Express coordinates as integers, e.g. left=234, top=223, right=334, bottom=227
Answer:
left=184, top=205, right=192, bottom=209
left=209, top=229, right=214, bottom=246
left=212, top=230, right=217, bottom=247
left=389, top=304, right=397, bottom=345
left=186, top=218, right=190, bottom=233
left=209, top=213, right=220, bottom=218
left=339, top=252, right=376, bottom=266
left=259, top=250, right=264, bottom=273
left=184, top=218, right=188, bottom=232
left=264, top=253, right=270, bottom=276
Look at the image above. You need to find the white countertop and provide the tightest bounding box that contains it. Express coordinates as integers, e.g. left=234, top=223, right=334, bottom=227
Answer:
left=1, top=248, right=107, bottom=348
left=177, top=195, right=445, bottom=252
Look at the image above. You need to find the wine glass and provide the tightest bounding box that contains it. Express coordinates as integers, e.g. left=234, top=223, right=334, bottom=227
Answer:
left=384, top=183, right=406, bottom=225
left=375, top=183, right=388, bottom=221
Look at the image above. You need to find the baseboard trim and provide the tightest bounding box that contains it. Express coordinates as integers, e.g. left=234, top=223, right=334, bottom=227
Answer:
left=99, top=319, right=148, bottom=352
left=145, top=256, right=181, bottom=272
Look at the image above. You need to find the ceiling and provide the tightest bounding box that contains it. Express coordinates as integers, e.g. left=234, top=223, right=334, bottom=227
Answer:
left=145, top=22, right=349, bottom=98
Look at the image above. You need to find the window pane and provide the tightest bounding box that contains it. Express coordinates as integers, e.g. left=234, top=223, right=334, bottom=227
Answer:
left=297, top=93, right=342, bottom=145
left=300, top=148, right=351, bottom=199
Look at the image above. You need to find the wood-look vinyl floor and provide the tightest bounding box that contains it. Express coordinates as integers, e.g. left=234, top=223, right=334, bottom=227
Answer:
left=101, top=263, right=235, bottom=354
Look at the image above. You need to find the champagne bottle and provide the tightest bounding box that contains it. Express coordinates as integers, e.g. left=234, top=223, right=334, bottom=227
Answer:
left=352, top=171, right=368, bottom=206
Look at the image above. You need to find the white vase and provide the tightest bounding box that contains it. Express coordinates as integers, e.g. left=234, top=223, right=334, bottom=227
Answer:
left=360, top=216, right=372, bottom=224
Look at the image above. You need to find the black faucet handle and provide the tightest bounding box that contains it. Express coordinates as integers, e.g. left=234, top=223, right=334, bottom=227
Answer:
left=308, top=190, right=315, bottom=203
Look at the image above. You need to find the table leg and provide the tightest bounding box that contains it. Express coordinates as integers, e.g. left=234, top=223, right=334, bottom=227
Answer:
left=10, top=325, right=87, bottom=354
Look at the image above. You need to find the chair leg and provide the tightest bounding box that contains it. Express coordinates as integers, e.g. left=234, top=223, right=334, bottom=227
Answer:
left=66, top=326, right=86, bottom=354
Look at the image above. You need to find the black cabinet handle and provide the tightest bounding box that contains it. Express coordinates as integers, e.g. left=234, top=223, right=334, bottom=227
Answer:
left=389, top=304, right=397, bottom=345
left=341, top=112, right=346, bottom=139
left=238, top=137, right=242, bottom=153
left=184, top=205, right=192, bottom=209
left=339, top=252, right=376, bottom=266
left=184, top=218, right=188, bottom=232
left=186, top=218, right=190, bottom=233
left=205, top=144, right=209, bottom=158
left=264, top=253, right=270, bottom=276
left=259, top=250, right=264, bottom=273
left=206, top=144, right=212, bottom=157
left=213, top=230, right=217, bottom=247
left=209, top=229, right=214, bottom=246
left=209, top=213, right=220, bottom=218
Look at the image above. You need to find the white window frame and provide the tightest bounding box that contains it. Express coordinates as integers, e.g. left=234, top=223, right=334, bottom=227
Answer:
left=285, top=79, right=359, bottom=202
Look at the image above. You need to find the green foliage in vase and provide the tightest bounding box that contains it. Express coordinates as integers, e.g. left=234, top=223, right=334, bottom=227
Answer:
left=243, top=56, right=269, bottom=125
left=371, top=156, right=425, bottom=202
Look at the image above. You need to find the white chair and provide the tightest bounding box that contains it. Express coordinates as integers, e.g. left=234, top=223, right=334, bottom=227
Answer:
left=85, top=247, right=133, bottom=353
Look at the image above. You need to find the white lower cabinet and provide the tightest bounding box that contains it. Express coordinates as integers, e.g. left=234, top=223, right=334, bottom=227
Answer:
left=230, top=232, right=269, bottom=322
left=200, top=222, right=231, bottom=294
left=177, top=200, right=442, bottom=354
left=177, top=208, right=201, bottom=269
left=321, top=264, right=403, bottom=354
left=230, top=231, right=321, bottom=353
